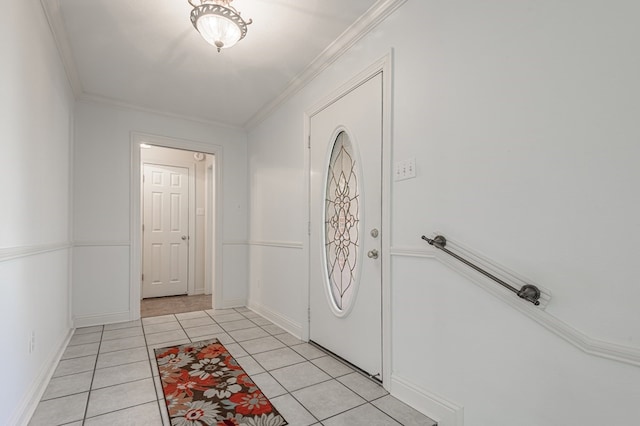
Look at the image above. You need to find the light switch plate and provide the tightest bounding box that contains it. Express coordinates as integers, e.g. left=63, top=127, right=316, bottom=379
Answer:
left=394, top=157, right=416, bottom=181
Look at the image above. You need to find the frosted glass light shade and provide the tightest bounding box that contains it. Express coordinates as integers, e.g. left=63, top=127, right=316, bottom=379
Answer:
left=197, top=14, right=242, bottom=50
left=189, top=1, right=251, bottom=52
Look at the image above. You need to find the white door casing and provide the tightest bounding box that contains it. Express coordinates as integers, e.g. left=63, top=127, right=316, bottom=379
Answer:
left=309, top=72, right=383, bottom=378
left=142, top=163, right=190, bottom=298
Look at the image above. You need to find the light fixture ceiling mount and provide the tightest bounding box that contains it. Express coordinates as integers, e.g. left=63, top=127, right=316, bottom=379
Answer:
left=188, top=0, right=252, bottom=52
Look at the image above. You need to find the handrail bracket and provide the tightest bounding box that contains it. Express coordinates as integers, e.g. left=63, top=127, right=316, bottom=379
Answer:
left=421, top=234, right=541, bottom=306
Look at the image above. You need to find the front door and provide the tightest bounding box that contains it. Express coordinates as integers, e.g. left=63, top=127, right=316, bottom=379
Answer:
left=309, top=72, right=383, bottom=378
left=142, top=163, right=190, bottom=298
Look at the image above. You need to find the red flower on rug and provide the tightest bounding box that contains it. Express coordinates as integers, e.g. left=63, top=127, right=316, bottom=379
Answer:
left=174, top=400, right=221, bottom=425
left=164, top=369, right=216, bottom=397
left=236, top=373, right=254, bottom=388
left=198, top=343, right=227, bottom=359
left=158, top=347, right=180, bottom=358
left=155, top=339, right=287, bottom=426
left=228, top=391, right=272, bottom=416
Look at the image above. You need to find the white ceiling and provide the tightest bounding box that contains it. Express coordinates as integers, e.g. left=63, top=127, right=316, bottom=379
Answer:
left=43, top=0, right=401, bottom=128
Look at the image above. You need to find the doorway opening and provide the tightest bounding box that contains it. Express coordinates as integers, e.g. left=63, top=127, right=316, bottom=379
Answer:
left=130, top=134, right=222, bottom=320
left=139, top=145, right=214, bottom=316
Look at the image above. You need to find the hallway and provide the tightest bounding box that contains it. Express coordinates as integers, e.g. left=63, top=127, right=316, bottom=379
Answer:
left=29, top=307, right=435, bottom=425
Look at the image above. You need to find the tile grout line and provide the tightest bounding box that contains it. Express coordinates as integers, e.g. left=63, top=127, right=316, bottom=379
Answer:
left=80, top=325, right=104, bottom=426
left=318, top=401, right=375, bottom=424
left=226, top=307, right=320, bottom=424
left=240, top=306, right=391, bottom=426
left=143, top=313, right=178, bottom=426
left=368, top=396, right=412, bottom=426
left=256, top=358, right=322, bottom=424
left=42, top=335, right=157, bottom=422
left=76, top=307, right=400, bottom=426
left=239, top=307, right=325, bottom=425
left=36, top=305, right=433, bottom=426
left=80, top=324, right=157, bottom=424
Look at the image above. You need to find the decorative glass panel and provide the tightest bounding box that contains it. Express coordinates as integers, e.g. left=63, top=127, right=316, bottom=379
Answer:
left=325, top=131, right=360, bottom=312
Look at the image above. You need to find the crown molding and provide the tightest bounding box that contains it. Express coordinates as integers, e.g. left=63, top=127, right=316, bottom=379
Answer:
left=40, top=0, right=83, bottom=98
left=243, top=0, right=407, bottom=130
left=77, top=92, right=244, bottom=130
left=40, top=0, right=407, bottom=130
left=40, top=0, right=240, bottom=129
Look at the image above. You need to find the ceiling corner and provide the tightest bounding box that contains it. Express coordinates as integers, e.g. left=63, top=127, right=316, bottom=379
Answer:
left=40, top=0, right=83, bottom=98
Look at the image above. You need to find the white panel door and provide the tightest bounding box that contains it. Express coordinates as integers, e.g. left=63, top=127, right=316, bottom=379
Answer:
left=309, top=73, right=383, bottom=378
left=142, top=163, right=189, bottom=298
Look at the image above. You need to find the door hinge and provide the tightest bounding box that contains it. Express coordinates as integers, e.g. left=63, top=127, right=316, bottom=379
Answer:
left=142, top=224, right=145, bottom=232
left=141, top=273, right=144, bottom=281
left=142, top=174, right=145, bottom=183
left=308, top=307, right=311, bottom=322
left=308, top=135, right=311, bottom=149
left=308, top=221, right=311, bottom=236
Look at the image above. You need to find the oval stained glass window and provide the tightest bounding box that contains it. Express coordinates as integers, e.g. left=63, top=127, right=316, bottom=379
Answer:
left=324, top=131, right=360, bottom=312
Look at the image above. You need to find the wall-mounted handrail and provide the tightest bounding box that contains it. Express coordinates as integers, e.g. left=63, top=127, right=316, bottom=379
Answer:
left=421, top=235, right=541, bottom=306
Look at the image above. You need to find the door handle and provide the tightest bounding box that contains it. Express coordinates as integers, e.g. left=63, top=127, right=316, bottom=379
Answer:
left=367, top=249, right=379, bottom=259
left=181, top=235, right=188, bottom=241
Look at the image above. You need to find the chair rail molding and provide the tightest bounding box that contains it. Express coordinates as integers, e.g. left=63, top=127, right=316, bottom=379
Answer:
left=390, top=246, right=436, bottom=259
left=73, top=240, right=131, bottom=247
left=393, top=240, right=640, bottom=368
left=0, top=242, right=71, bottom=263
left=222, top=240, right=249, bottom=246
left=247, top=240, right=303, bottom=250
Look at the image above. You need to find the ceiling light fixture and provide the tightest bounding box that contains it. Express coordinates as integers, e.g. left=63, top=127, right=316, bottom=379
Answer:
left=188, top=0, right=252, bottom=52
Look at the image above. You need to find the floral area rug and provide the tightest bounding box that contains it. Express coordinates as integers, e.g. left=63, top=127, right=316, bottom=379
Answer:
left=155, top=338, right=287, bottom=426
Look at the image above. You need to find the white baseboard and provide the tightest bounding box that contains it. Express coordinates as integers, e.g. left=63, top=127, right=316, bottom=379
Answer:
left=217, top=298, right=247, bottom=310
left=247, top=302, right=303, bottom=339
left=390, top=374, right=464, bottom=426
left=73, top=311, right=131, bottom=328
left=9, top=328, right=74, bottom=426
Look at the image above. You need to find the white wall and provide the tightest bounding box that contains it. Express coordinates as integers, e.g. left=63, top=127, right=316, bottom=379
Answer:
left=247, top=1, right=640, bottom=425
left=0, top=0, right=75, bottom=424
left=246, top=104, right=307, bottom=332
left=73, top=100, right=248, bottom=325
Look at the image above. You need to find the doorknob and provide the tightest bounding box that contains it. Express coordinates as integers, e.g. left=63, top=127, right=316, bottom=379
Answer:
left=181, top=235, right=188, bottom=241
left=367, top=249, right=379, bottom=259
left=370, top=228, right=379, bottom=238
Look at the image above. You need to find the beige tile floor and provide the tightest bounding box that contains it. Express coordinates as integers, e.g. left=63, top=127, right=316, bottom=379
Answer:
left=29, top=307, right=437, bottom=426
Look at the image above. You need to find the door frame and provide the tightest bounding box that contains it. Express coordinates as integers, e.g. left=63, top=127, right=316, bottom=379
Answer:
left=141, top=160, right=196, bottom=297
left=303, top=52, right=393, bottom=388
left=130, top=132, right=224, bottom=319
